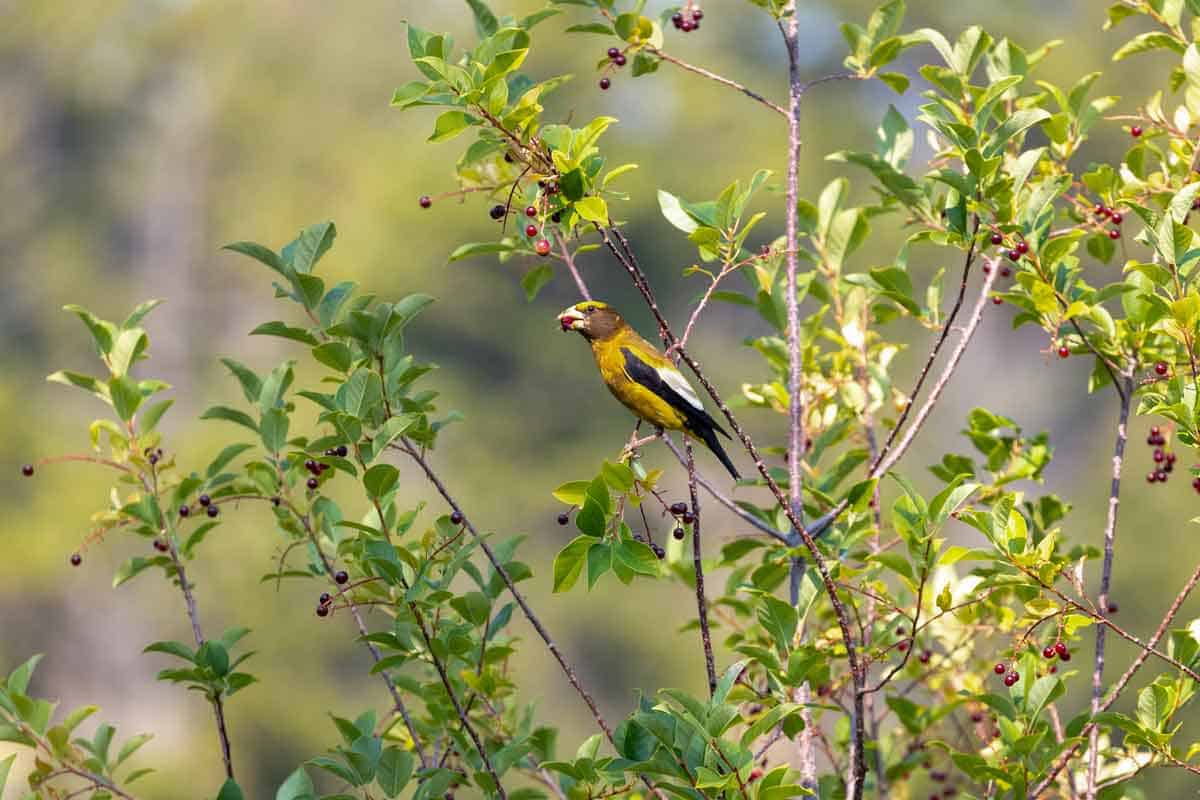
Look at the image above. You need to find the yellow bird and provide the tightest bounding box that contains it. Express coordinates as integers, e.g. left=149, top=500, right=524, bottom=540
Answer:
left=557, top=301, right=739, bottom=479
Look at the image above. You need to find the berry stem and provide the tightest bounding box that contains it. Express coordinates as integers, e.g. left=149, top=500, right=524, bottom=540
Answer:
left=643, top=46, right=787, bottom=117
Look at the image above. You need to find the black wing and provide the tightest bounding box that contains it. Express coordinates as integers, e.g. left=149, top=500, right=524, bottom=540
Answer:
left=621, top=348, right=731, bottom=440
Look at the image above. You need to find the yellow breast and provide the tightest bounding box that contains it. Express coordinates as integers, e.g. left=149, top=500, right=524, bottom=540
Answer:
left=591, top=336, right=687, bottom=431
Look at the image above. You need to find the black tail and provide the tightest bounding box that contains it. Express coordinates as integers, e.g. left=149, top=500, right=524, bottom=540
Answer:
left=692, top=421, right=740, bottom=480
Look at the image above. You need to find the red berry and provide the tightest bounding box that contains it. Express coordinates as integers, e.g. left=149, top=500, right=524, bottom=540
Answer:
left=1043, top=646, right=1056, bottom=659
left=1000, top=267, right=1011, bottom=278
left=1016, top=241, right=1029, bottom=254
left=535, top=239, right=552, bottom=256
left=1049, top=664, right=1058, bottom=674
left=1059, top=649, right=1072, bottom=662
left=557, top=512, right=569, bottom=525
left=154, top=539, right=169, bottom=552
left=1150, top=426, right=1160, bottom=436
left=671, top=11, right=684, bottom=26
left=599, top=77, right=611, bottom=90
left=1110, top=211, right=1123, bottom=225
left=524, top=205, right=537, bottom=218
left=898, top=641, right=909, bottom=652
left=919, top=650, right=932, bottom=664
left=20, top=464, right=33, bottom=477
left=1058, top=346, right=1070, bottom=359
left=1131, top=126, right=1143, bottom=138
left=992, top=296, right=1003, bottom=305
left=1054, top=642, right=1068, bottom=659
left=1155, top=469, right=1168, bottom=482
left=990, top=232, right=1003, bottom=245
left=994, top=663, right=1006, bottom=675
left=1004, top=672, right=1018, bottom=687
left=206, top=504, right=219, bottom=518
left=1095, top=204, right=1109, bottom=217
left=1155, top=361, right=1169, bottom=376
left=334, top=570, right=349, bottom=584
left=1107, top=602, right=1119, bottom=613
left=69, top=553, right=82, bottom=566
left=1191, top=477, right=1200, bottom=492
left=525, top=224, right=538, bottom=238
left=692, top=8, right=703, bottom=20
left=1109, top=229, right=1121, bottom=240
left=1008, top=249, right=1020, bottom=261
left=1150, top=471, right=1161, bottom=483
left=749, top=769, right=763, bottom=782
left=970, top=711, right=985, bottom=723
left=418, top=195, right=432, bottom=209
left=450, top=510, right=464, bottom=525
left=1154, top=448, right=1166, bottom=463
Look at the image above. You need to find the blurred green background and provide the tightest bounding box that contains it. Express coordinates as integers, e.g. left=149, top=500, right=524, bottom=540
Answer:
left=2, top=0, right=1198, bottom=796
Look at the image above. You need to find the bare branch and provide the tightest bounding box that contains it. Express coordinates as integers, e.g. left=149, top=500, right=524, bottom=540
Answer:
left=642, top=47, right=787, bottom=117
left=685, top=440, right=718, bottom=694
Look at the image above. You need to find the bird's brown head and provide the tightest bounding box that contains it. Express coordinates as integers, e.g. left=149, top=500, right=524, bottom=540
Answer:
left=557, top=301, right=625, bottom=341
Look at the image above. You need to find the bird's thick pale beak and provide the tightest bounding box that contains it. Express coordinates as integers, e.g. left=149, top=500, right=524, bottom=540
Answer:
left=558, top=307, right=585, bottom=332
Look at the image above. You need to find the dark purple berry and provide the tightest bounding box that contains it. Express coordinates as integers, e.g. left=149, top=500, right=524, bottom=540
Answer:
left=304, top=459, right=317, bottom=472
left=148, top=453, right=159, bottom=465
left=179, top=505, right=190, bottom=518
left=1107, top=602, right=1119, bottom=613
left=607, top=47, right=620, bottom=59
left=1095, top=204, right=1108, bottom=217
left=450, top=510, right=464, bottom=525
left=206, top=504, right=219, bottom=518
left=489, top=204, right=506, bottom=220
left=335, top=445, right=348, bottom=457
left=319, top=592, right=331, bottom=604
left=334, top=570, right=349, bottom=585
left=1155, top=469, right=1168, bottom=482
left=599, top=77, right=611, bottom=90
left=504, top=152, right=514, bottom=163
left=671, top=11, right=683, bottom=26
left=198, top=494, right=211, bottom=506
left=154, top=539, right=169, bottom=553
left=674, top=527, right=686, bottom=540
left=316, top=605, right=329, bottom=617
left=306, top=477, right=319, bottom=490
left=20, top=464, right=33, bottom=477
left=614, top=53, right=626, bottom=66
left=551, top=211, right=562, bottom=223
left=557, top=512, right=569, bottom=525
left=1000, top=266, right=1011, bottom=278
left=70, top=553, right=82, bottom=566
left=692, top=8, right=703, bottom=19
left=651, top=544, right=666, bottom=559
left=419, top=195, right=432, bottom=209
left=681, top=511, right=696, bottom=525
left=1154, top=448, right=1166, bottom=463
left=271, top=496, right=281, bottom=507
left=670, top=501, right=688, bottom=515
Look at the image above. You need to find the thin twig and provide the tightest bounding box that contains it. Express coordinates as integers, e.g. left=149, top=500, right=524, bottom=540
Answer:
left=395, top=438, right=616, bottom=744
left=554, top=230, right=592, bottom=300
left=685, top=439, right=718, bottom=694
left=643, top=47, right=787, bottom=116
left=1086, top=373, right=1133, bottom=800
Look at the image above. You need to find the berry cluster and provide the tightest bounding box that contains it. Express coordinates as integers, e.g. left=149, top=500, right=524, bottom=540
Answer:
left=196, top=493, right=219, bottom=518
left=1092, top=203, right=1124, bottom=240
left=993, top=661, right=1020, bottom=687
left=670, top=500, right=694, bottom=542
left=670, top=5, right=703, bottom=32
left=316, top=571, right=350, bottom=618
left=1041, top=640, right=1072, bottom=667
left=1145, top=426, right=1175, bottom=484
left=303, top=457, right=331, bottom=491
left=598, top=47, right=626, bottom=91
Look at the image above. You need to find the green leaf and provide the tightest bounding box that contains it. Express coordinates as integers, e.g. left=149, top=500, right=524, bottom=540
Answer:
left=552, top=480, right=589, bottom=506
left=614, top=540, right=660, bottom=576
left=1112, top=31, right=1186, bottom=62
left=659, top=190, right=699, bottom=233
left=63, top=304, right=116, bottom=355
left=201, top=405, right=259, bottom=433
left=216, top=778, right=245, bottom=800
left=223, top=241, right=290, bottom=277
left=364, top=464, right=400, bottom=501
left=116, top=733, right=153, bottom=767
left=553, top=535, right=597, bottom=593
left=109, top=376, right=143, bottom=422
left=429, top=110, right=478, bottom=143
left=575, top=196, right=609, bottom=225
left=250, top=321, right=319, bottom=346
left=376, top=748, right=414, bottom=797
left=0, top=754, right=14, bottom=796
left=275, top=767, right=317, bottom=800
left=465, top=0, right=499, bottom=37
left=259, top=408, right=290, bottom=453
left=447, top=241, right=516, bottom=263
left=283, top=222, right=337, bottom=275
left=521, top=263, right=554, bottom=301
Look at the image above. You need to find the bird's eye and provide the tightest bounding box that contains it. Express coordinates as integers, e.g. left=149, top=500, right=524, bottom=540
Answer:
left=585, top=305, right=596, bottom=314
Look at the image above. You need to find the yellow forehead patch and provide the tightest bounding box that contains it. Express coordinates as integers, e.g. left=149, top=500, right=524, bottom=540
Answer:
left=574, top=300, right=610, bottom=311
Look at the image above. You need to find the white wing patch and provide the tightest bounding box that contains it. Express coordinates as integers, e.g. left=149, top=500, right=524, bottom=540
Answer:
left=657, top=365, right=704, bottom=412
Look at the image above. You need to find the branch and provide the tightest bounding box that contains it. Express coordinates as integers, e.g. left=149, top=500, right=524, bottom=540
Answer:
left=1085, top=372, right=1134, bottom=800
left=642, top=47, right=787, bottom=117
left=1030, top=559, right=1200, bottom=797
left=395, top=438, right=616, bottom=744
left=876, top=256, right=1000, bottom=475
left=410, top=602, right=508, bottom=799
left=685, top=440, right=718, bottom=694
left=554, top=230, right=592, bottom=300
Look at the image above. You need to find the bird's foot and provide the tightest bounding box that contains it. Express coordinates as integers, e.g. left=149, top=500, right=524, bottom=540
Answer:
left=620, top=432, right=661, bottom=463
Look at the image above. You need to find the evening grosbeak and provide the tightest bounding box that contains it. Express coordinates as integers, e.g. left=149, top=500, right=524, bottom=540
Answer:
left=557, top=301, right=739, bottom=479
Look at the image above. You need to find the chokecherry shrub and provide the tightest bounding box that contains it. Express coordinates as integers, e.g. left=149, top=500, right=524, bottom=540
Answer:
left=7, top=1, right=1200, bottom=799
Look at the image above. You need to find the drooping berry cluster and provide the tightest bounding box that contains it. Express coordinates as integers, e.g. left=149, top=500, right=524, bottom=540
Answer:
left=1092, top=203, right=1124, bottom=240
left=598, top=47, right=626, bottom=90
left=304, top=456, right=331, bottom=491
left=670, top=5, right=703, bottom=32
left=1144, top=426, right=1175, bottom=484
